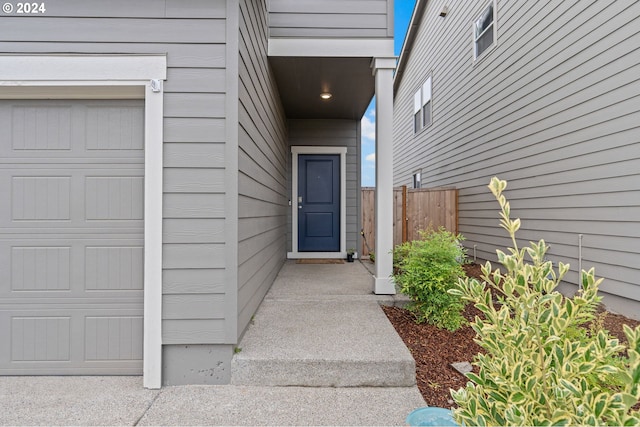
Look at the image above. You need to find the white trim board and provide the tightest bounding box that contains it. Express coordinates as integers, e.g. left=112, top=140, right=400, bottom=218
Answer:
left=269, top=38, right=394, bottom=58
left=0, top=54, right=166, bottom=389
left=289, top=146, right=347, bottom=259
left=0, top=55, right=167, bottom=81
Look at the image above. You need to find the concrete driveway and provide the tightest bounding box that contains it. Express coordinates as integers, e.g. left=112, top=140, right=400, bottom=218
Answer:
left=1, top=376, right=425, bottom=426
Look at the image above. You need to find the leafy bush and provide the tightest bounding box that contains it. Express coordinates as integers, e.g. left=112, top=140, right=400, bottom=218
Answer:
left=449, top=177, right=640, bottom=426
left=393, top=227, right=467, bottom=331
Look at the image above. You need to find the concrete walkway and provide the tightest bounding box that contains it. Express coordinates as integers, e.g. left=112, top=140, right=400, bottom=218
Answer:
left=1, top=260, right=425, bottom=426
left=231, top=260, right=415, bottom=387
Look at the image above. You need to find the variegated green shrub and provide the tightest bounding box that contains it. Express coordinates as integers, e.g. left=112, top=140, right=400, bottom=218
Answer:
left=449, top=177, right=640, bottom=426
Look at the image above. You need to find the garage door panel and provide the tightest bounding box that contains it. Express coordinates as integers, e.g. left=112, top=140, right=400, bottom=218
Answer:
left=11, top=316, right=71, bottom=362
left=11, top=176, right=71, bottom=220
left=86, top=105, right=144, bottom=151
left=1, top=308, right=143, bottom=374
left=0, top=168, right=144, bottom=229
left=11, top=246, right=71, bottom=291
left=84, top=315, right=143, bottom=361
left=85, top=246, right=144, bottom=291
left=0, top=101, right=144, bottom=159
left=1, top=99, right=144, bottom=375
left=0, top=238, right=143, bottom=298
left=85, top=176, right=144, bottom=220
left=8, top=104, right=73, bottom=151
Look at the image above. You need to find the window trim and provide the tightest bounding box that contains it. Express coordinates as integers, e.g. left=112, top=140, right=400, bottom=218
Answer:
left=473, top=0, right=497, bottom=61
left=412, top=74, right=433, bottom=134
left=413, top=170, right=422, bottom=189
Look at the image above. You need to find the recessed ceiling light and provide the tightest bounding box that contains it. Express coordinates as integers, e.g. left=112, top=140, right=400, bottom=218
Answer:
left=320, top=92, right=332, bottom=100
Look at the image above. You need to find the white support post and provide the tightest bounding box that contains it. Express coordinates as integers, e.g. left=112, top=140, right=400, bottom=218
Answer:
left=371, top=57, right=397, bottom=294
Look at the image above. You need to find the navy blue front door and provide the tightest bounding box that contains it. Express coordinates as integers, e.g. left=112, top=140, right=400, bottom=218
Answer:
left=298, top=154, right=340, bottom=252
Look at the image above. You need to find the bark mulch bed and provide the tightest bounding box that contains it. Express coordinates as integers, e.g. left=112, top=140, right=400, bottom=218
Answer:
left=383, top=263, right=640, bottom=408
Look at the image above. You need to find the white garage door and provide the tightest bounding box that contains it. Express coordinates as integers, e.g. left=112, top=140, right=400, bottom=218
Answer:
left=0, top=99, right=144, bottom=375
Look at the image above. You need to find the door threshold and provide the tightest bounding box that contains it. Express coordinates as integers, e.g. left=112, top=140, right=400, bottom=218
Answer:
left=287, top=252, right=347, bottom=259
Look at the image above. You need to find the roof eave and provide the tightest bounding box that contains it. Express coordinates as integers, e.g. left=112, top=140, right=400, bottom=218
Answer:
left=393, top=0, right=428, bottom=94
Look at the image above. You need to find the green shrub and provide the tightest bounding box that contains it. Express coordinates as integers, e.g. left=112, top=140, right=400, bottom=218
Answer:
left=393, top=227, right=467, bottom=331
left=449, top=177, right=640, bottom=426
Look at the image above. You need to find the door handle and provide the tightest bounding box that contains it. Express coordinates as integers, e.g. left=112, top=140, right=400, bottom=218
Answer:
left=298, top=196, right=303, bottom=208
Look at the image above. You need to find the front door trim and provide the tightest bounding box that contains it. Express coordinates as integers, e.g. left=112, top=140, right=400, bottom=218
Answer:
left=289, top=146, right=347, bottom=259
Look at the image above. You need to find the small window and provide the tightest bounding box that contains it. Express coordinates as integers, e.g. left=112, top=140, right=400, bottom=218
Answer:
left=413, top=171, right=422, bottom=189
left=413, top=76, right=432, bottom=133
left=474, top=2, right=495, bottom=59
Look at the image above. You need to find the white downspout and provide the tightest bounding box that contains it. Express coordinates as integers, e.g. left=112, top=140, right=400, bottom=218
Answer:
left=578, top=234, right=583, bottom=291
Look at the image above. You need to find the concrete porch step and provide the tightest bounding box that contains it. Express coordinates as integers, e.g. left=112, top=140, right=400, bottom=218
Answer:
left=230, top=298, right=416, bottom=387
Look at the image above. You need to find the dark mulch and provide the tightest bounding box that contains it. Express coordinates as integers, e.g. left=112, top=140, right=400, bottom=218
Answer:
left=383, top=263, right=640, bottom=408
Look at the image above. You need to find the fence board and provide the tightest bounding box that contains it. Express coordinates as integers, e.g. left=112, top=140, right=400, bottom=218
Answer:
left=361, top=187, right=376, bottom=256
left=360, top=186, right=458, bottom=256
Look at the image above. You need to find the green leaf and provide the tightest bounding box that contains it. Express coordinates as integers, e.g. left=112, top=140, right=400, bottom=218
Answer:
left=632, top=365, right=640, bottom=384
left=624, top=417, right=640, bottom=426
left=526, top=376, right=537, bottom=393
left=578, top=362, right=595, bottom=375
left=619, top=392, right=638, bottom=408
left=539, top=308, right=552, bottom=323
left=469, top=397, right=477, bottom=416
left=466, top=373, right=484, bottom=386
left=554, top=346, right=565, bottom=366
left=565, top=299, right=574, bottom=317
left=511, top=217, right=521, bottom=233
left=593, top=394, right=608, bottom=418
left=550, top=409, right=572, bottom=426
left=559, top=379, right=581, bottom=397
left=513, top=393, right=526, bottom=405
left=598, top=331, right=607, bottom=349
left=513, top=363, right=522, bottom=381
left=551, top=301, right=560, bottom=317
left=488, top=391, right=507, bottom=404
left=584, top=414, right=598, bottom=426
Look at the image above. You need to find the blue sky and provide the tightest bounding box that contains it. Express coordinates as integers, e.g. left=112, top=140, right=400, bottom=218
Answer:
left=361, top=0, right=416, bottom=187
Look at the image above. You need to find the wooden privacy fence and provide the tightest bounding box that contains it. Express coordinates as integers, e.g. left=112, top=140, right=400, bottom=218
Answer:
left=361, top=186, right=458, bottom=257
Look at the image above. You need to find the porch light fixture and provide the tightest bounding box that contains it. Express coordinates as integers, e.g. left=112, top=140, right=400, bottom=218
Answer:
left=320, top=92, right=332, bottom=100
left=439, top=6, right=449, bottom=17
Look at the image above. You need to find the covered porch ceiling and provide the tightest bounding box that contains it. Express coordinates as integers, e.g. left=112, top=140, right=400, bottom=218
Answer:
left=268, top=57, right=375, bottom=120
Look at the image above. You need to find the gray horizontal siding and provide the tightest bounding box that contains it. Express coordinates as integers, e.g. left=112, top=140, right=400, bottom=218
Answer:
left=287, top=119, right=361, bottom=253
left=0, top=18, right=224, bottom=43
left=237, top=0, right=288, bottom=338
left=393, top=0, right=640, bottom=313
left=164, top=194, right=226, bottom=219
left=0, top=1, right=231, bottom=344
left=163, top=269, right=226, bottom=294
left=1, top=0, right=225, bottom=18
left=162, top=320, right=226, bottom=344
left=0, top=43, right=226, bottom=68
left=164, top=142, right=225, bottom=168
left=268, top=0, right=393, bottom=38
